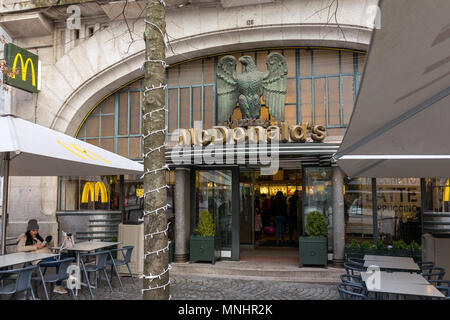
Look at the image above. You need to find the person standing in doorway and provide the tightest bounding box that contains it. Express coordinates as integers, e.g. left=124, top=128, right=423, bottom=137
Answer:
left=288, top=190, right=299, bottom=242
left=261, top=194, right=271, bottom=229
left=272, top=191, right=287, bottom=245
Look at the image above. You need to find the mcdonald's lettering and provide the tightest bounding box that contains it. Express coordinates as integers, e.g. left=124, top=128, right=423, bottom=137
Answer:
left=4, top=43, right=39, bottom=93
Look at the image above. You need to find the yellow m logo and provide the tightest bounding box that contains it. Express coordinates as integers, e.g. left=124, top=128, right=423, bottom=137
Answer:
left=57, top=141, right=111, bottom=164
left=11, top=53, right=36, bottom=87
left=81, top=182, right=108, bottom=203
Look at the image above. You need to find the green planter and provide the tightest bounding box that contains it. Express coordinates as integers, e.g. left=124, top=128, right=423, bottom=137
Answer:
left=189, top=235, right=219, bottom=264
left=299, top=236, right=327, bottom=268
left=345, top=247, right=363, bottom=259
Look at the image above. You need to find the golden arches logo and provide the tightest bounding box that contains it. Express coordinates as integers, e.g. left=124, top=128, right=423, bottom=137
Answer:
left=11, top=53, right=36, bottom=87
left=57, top=141, right=111, bottom=164
left=81, top=182, right=108, bottom=203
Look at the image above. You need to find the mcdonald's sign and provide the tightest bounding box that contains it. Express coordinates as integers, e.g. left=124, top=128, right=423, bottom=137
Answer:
left=4, top=43, right=39, bottom=93
left=81, top=181, right=109, bottom=203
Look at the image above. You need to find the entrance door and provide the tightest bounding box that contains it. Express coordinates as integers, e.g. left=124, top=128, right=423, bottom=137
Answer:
left=303, top=167, right=333, bottom=251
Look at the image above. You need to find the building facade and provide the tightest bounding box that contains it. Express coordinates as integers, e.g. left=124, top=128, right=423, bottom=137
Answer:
left=3, top=0, right=429, bottom=265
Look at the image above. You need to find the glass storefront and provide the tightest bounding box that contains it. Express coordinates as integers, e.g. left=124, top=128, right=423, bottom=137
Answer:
left=303, top=167, right=333, bottom=250
left=195, top=170, right=233, bottom=253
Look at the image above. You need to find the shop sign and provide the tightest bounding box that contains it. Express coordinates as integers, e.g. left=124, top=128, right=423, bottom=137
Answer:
left=178, top=122, right=326, bottom=147
left=3, top=43, right=39, bottom=93
left=81, top=181, right=108, bottom=203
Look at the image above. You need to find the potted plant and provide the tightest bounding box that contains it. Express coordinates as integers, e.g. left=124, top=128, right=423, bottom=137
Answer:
left=409, top=241, right=422, bottom=262
left=299, top=211, right=328, bottom=268
left=392, top=240, right=409, bottom=257
left=375, top=239, right=388, bottom=256
left=345, top=240, right=362, bottom=259
left=189, top=211, right=219, bottom=264
left=360, top=241, right=377, bottom=256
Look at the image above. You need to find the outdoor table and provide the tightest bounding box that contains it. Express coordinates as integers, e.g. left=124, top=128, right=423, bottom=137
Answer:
left=361, top=271, right=430, bottom=285
left=361, top=271, right=444, bottom=299
left=363, top=257, right=420, bottom=272
left=0, top=251, right=60, bottom=300
left=56, top=241, right=120, bottom=294
left=364, top=255, right=416, bottom=263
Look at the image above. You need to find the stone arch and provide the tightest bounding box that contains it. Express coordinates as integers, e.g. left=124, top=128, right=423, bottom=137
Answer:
left=49, top=22, right=372, bottom=136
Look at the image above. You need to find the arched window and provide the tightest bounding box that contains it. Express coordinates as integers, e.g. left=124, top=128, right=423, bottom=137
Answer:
left=76, top=47, right=366, bottom=159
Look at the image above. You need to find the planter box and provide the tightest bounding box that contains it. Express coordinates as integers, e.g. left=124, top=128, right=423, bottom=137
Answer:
left=299, top=236, right=327, bottom=268
left=345, top=247, right=363, bottom=259
left=189, top=235, right=219, bottom=264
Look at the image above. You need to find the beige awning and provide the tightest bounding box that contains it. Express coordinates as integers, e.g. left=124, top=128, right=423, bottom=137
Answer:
left=335, top=0, right=450, bottom=178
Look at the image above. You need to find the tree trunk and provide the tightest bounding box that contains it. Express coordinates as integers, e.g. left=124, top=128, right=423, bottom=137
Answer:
left=143, top=0, right=169, bottom=300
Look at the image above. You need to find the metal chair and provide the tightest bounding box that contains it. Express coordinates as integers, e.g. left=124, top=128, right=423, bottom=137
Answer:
left=32, top=257, right=76, bottom=300
left=80, top=251, right=113, bottom=300
left=418, top=261, right=434, bottom=271
left=0, top=265, right=38, bottom=300
left=344, top=262, right=366, bottom=276
left=341, top=274, right=364, bottom=286
left=337, top=283, right=368, bottom=300
left=107, top=245, right=135, bottom=288
left=422, top=266, right=446, bottom=281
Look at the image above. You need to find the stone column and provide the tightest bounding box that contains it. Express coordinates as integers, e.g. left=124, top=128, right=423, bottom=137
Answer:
left=174, top=168, right=191, bottom=262
left=332, top=165, right=345, bottom=266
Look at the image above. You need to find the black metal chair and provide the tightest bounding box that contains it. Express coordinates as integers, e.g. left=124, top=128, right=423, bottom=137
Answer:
left=337, top=283, right=368, bottom=300
left=106, top=245, right=135, bottom=288
left=80, top=251, right=113, bottom=300
left=0, top=265, right=38, bottom=300
left=344, top=262, right=366, bottom=276
left=418, top=261, right=434, bottom=272
left=422, top=266, right=446, bottom=281
left=429, top=280, right=450, bottom=299
left=32, top=257, right=76, bottom=300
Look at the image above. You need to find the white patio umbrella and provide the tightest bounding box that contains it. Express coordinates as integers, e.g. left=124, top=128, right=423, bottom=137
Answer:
left=0, top=114, right=144, bottom=254
left=334, top=0, right=450, bottom=178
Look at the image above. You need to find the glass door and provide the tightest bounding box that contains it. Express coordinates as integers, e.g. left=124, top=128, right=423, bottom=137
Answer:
left=239, top=170, right=254, bottom=245
left=303, top=167, right=333, bottom=251
left=195, top=170, right=233, bottom=255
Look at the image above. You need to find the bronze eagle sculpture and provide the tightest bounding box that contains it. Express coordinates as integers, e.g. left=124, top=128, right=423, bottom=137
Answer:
left=216, top=52, right=288, bottom=124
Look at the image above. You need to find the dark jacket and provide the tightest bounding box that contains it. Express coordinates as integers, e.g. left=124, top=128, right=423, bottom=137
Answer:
left=271, top=197, right=287, bottom=218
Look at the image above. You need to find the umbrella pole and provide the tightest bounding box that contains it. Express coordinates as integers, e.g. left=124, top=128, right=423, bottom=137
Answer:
left=1, top=153, right=10, bottom=255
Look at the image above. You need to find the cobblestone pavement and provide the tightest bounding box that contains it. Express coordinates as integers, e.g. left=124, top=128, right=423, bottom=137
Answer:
left=35, top=274, right=339, bottom=300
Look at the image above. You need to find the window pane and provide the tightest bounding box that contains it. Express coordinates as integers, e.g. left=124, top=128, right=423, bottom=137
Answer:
left=327, top=128, right=341, bottom=136
left=101, top=138, right=114, bottom=153
left=285, top=79, right=296, bottom=104
left=86, top=139, right=99, bottom=147
left=285, top=105, right=296, bottom=126
left=314, top=50, right=339, bottom=75
left=300, top=79, right=312, bottom=124
left=284, top=49, right=296, bottom=78
left=86, top=116, right=99, bottom=137
left=358, top=53, right=367, bottom=73
left=130, top=91, right=140, bottom=135
left=129, top=137, right=140, bottom=159
left=256, top=51, right=268, bottom=73
left=180, top=88, right=190, bottom=129
left=168, top=89, right=178, bottom=132
left=342, top=76, right=354, bottom=124
left=192, top=87, right=201, bottom=124
left=168, top=66, right=178, bottom=87
left=204, top=86, right=214, bottom=129
left=328, top=77, right=340, bottom=126
left=129, top=79, right=141, bottom=90
left=341, top=51, right=354, bottom=74
left=77, top=126, right=85, bottom=139
left=101, top=115, right=114, bottom=137
left=300, top=49, right=312, bottom=76
left=314, top=78, right=326, bottom=126
left=117, top=138, right=128, bottom=157
left=180, top=59, right=202, bottom=85
left=119, top=92, right=128, bottom=135
left=345, top=178, right=373, bottom=243
left=101, top=96, right=115, bottom=115
left=203, top=57, right=215, bottom=83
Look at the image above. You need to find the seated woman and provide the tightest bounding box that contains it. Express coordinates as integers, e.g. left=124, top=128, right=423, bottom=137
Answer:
left=17, top=219, right=68, bottom=295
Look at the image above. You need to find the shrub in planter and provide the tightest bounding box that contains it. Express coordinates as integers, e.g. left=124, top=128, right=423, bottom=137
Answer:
left=409, top=241, right=422, bottom=262
left=360, top=241, right=377, bottom=255
left=376, top=240, right=389, bottom=256
left=392, top=240, right=409, bottom=256
left=190, top=211, right=219, bottom=264
left=299, top=211, right=328, bottom=268
left=345, top=240, right=362, bottom=259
